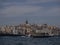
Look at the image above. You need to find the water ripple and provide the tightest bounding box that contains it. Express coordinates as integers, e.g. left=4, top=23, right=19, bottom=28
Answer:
left=0, top=36, right=60, bottom=45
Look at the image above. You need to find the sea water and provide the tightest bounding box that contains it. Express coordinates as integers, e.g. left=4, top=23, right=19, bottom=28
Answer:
left=0, top=36, right=60, bottom=45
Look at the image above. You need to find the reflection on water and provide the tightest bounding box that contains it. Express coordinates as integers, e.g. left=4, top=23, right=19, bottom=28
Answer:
left=0, top=36, right=60, bottom=45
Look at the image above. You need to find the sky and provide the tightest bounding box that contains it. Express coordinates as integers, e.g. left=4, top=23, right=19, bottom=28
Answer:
left=0, top=0, right=60, bottom=25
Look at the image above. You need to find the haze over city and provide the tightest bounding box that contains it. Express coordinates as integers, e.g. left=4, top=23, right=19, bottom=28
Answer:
left=0, top=0, right=60, bottom=25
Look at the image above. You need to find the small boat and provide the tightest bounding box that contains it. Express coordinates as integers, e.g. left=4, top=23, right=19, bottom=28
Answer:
left=31, top=33, right=52, bottom=38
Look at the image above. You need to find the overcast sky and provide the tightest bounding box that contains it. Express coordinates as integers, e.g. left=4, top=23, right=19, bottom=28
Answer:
left=0, top=0, right=60, bottom=25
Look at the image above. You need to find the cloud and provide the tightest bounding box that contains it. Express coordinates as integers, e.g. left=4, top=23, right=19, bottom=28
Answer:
left=0, top=5, right=60, bottom=17
left=0, top=0, right=59, bottom=7
left=0, top=0, right=60, bottom=10
left=26, top=0, right=58, bottom=3
left=26, top=7, right=60, bottom=16
left=0, top=5, right=43, bottom=17
left=0, top=0, right=60, bottom=17
left=1, top=0, right=59, bottom=3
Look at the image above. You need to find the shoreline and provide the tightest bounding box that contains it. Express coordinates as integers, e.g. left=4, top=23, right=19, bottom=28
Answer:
left=0, top=34, right=60, bottom=38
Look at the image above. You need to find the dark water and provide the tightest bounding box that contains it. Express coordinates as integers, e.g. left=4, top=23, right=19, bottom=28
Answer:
left=0, top=36, right=60, bottom=45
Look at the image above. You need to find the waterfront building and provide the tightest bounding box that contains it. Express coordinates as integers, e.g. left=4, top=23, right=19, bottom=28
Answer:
left=0, top=26, right=6, bottom=33
left=48, top=25, right=51, bottom=30
left=0, top=21, right=60, bottom=36
left=10, top=26, right=18, bottom=34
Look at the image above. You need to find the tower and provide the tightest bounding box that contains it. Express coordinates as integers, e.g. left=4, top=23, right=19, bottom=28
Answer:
left=25, top=20, right=28, bottom=24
